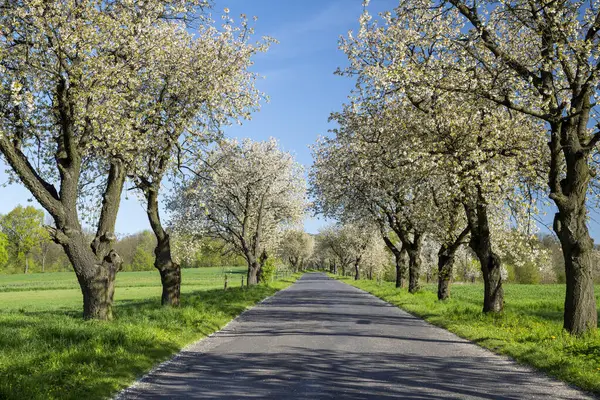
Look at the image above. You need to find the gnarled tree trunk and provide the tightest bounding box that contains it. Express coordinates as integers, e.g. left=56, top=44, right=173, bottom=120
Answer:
left=437, top=251, right=452, bottom=301
left=247, top=259, right=259, bottom=286
left=145, top=188, right=181, bottom=306
left=387, top=216, right=423, bottom=294
left=437, top=226, right=470, bottom=301
left=381, top=234, right=407, bottom=288
left=464, top=193, right=503, bottom=313
left=395, top=252, right=405, bottom=288
left=404, top=233, right=423, bottom=294
left=550, top=120, right=597, bottom=334
left=0, top=82, right=126, bottom=321
left=69, top=237, right=119, bottom=320
left=554, top=208, right=596, bottom=334
left=407, top=242, right=422, bottom=293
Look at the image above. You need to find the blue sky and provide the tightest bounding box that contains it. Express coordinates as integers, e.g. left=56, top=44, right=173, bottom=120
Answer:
left=0, top=0, right=395, bottom=236
left=1, top=0, right=599, bottom=241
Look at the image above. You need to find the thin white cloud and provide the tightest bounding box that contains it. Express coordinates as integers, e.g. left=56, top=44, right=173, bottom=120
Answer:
left=280, top=1, right=360, bottom=37
left=262, top=1, right=362, bottom=60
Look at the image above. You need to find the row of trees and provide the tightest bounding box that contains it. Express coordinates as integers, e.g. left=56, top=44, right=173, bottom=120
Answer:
left=311, top=0, right=600, bottom=335
left=312, top=224, right=600, bottom=285
left=0, top=0, right=275, bottom=319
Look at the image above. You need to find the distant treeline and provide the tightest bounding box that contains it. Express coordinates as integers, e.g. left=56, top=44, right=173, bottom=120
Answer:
left=0, top=205, right=245, bottom=274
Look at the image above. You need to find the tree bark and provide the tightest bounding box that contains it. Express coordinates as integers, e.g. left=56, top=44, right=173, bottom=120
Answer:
left=464, top=194, right=503, bottom=313
left=437, top=251, right=453, bottom=301
left=548, top=119, right=598, bottom=334
left=437, top=226, right=469, bottom=301
left=386, top=216, right=422, bottom=293
left=145, top=187, right=180, bottom=306
left=395, top=256, right=403, bottom=288
left=354, top=262, right=360, bottom=280
left=76, top=260, right=117, bottom=320
left=399, top=248, right=409, bottom=288
left=407, top=242, right=422, bottom=294
left=62, top=230, right=120, bottom=320
left=381, top=233, right=407, bottom=288
left=159, top=265, right=181, bottom=306
left=24, top=256, right=29, bottom=274
left=247, top=259, right=259, bottom=286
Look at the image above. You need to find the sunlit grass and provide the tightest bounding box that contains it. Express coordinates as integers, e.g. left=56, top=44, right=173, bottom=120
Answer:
left=0, top=269, right=298, bottom=400
left=335, top=277, right=600, bottom=395
left=0, top=266, right=247, bottom=292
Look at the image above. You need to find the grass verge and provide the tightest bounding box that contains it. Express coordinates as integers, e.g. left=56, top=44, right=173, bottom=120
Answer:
left=0, top=274, right=298, bottom=400
left=333, top=276, right=600, bottom=395
left=0, top=267, right=247, bottom=293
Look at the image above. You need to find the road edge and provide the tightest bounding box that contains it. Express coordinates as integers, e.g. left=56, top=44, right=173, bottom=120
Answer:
left=329, top=274, right=599, bottom=400
left=113, top=277, right=301, bottom=400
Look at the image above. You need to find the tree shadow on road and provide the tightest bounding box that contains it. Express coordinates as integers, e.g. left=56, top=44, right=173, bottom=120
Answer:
left=122, top=274, right=591, bottom=400
left=124, top=347, right=582, bottom=400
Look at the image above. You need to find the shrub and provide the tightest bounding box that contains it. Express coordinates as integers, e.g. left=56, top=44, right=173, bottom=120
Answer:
left=260, top=257, right=276, bottom=284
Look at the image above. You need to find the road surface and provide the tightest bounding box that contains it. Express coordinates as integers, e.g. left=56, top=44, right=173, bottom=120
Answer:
left=118, top=273, right=594, bottom=399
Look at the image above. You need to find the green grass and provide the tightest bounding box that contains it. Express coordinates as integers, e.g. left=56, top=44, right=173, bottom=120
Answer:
left=334, top=276, right=600, bottom=395
left=0, top=268, right=298, bottom=400
left=0, top=267, right=248, bottom=312
left=0, top=266, right=247, bottom=292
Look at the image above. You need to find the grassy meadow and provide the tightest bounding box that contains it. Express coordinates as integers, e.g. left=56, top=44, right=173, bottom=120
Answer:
left=335, top=276, right=600, bottom=395
left=0, top=267, right=297, bottom=400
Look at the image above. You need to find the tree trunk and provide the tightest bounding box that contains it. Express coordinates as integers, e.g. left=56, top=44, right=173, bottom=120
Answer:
left=395, top=248, right=408, bottom=288
left=145, top=187, right=181, bottom=306
left=437, top=226, right=469, bottom=301
left=481, top=252, right=503, bottom=312
left=24, top=256, right=29, bottom=274
left=247, top=259, right=259, bottom=286
left=154, top=238, right=180, bottom=307
left=553, top=184, right=597, bottom=334
left=395, top=258, right=402, bottom=288
left=437, top=251, right=453, bottom=301
left=549, top=119, right=597, bottom=335
left=52, top=223, right=122, bottom=321
left=78, top=264, right=116, bottom=320
left=381, top=234, right=406, bottom=288
left=559, top=232, right=597, bottom=334
left=407, top=247, right=421, bottom=293
left=387, top=225, right=422, bottom=293
left=354, top=262, right=360, bottom=280
left=63, top=231, right=120, bottom=320
left=404, top=234, right=423, bottom=294
left=159, top=265, right=181, bottom=306
left=0, top=82, right=126, bottom=320
left=464, top=196, right=503, bottom=313
left=257, top=265, right=263, bottom=283
left=72, top=161, right=125, bottom=319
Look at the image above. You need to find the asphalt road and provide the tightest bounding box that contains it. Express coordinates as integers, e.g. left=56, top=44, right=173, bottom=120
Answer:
left=118, top=273, right=594, bottom=399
